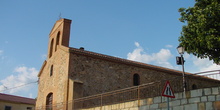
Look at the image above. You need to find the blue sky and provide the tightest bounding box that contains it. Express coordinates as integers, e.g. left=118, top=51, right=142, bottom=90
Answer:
left=0, top=0, right=219, bottom=98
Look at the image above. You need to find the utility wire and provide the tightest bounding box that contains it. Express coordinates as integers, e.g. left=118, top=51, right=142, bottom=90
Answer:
left=0, top=81, right=38, bottom=92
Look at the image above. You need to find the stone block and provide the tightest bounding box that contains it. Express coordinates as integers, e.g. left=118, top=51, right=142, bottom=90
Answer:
left=119, top=102, right=125, bottom=109
left=139, top=99, right=147, bottom=106
left=189, top=97, right=200, bottom=103
left=150, top=103, right=159, bottom=109
left=191, top=89, right=203, bottom=97
left=102, top=105, right=107, bottom=110
left=94, top=107, right=101, bottom=110
left=208, top=95, right=216, bottom=102
left=161, top=108, right=169, bottom=110
left=201, top=96, right=207, bottom=102
left=159, top=103, right=167, bottom=108
left=161, top=96, right=167, bottom=103
left=214, top=101, right=220, bottom=110
left=111, top=103, right=119, bottom=109
left=183, top=91, right=191, bottom=99
left=181, top=99, right=188, bottom=105
left=204, top=88, right=212, bottom=95
left=107, top=105, right=112, bottom=110
left=212, top=87, right=219, bottom=95
left=139, top=105, right=150, bottom=110
left=129, top=107, right=139, bottom=110
left=170, top=100, right=180, bottom=106
left=173, top=105, right=183, bottom=110
left=216, top=95, right=220, bottom=101
left=134, top=100, right=139, bottom=106
left=146, top=98, right=153, bottom=105
left=124, top=101, right=133, bottom=108
left=153, top=96, right=161, bottom=103
left=198, top=102, right=205, bottom=110
left=174, top=92, right=183, bottom=99
left=206, top=102, right=213, bottom=110
left=184, top=103, right=198, bottom=110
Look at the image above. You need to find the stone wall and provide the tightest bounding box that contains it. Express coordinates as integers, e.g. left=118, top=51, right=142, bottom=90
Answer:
left=36, top=46, right=70, bottom=109
left=36, top=18, right=72, bottom=109
left=68, top=50, right=220, bottom=98
left=79, top=86, right=220, bottom=110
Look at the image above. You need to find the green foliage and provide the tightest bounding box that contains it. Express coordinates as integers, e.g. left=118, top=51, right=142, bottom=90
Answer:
left=178, top=0, right=220, bottom=64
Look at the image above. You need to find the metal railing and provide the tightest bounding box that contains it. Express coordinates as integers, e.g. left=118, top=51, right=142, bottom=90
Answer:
left=73, top=79, right=182, bottom=109
left=194, top=70, right=220, bottom=80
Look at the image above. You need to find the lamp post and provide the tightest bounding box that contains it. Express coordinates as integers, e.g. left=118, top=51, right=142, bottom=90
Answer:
left=177, top=46, right=186, bottom=92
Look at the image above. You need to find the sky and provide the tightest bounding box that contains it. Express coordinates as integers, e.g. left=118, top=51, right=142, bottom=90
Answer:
left=0, top=0, right=220, bottom=98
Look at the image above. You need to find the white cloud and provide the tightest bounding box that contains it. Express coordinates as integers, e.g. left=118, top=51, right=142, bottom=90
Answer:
left=190, top=56, right=220, bottom=80
left=0, top=66, right=38, bottom=95
left=165, top=45, right=173, bottom=48
left=193, top=57, right=220, bottom=72
left=127, top=42, right=175, bottom=69
left=135, top=42, right=140, bottom=47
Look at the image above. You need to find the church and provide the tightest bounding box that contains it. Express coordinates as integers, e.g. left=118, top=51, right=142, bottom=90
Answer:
left=35, top=18, right=220, bottom=110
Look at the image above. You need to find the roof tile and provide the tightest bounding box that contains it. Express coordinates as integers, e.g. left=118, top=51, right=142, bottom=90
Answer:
left=0, top=93, right=36, bottom=105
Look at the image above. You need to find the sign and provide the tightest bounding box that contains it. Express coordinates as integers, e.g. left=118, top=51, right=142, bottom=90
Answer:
left=162, top=81, right=175, bottom=98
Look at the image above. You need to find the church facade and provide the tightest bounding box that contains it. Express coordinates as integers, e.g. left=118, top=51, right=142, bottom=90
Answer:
left=35, top=18, right=220, bottom=110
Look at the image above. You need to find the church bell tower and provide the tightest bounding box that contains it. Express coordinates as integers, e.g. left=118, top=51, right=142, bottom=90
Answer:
left=47, top=18, right=72, bottom=59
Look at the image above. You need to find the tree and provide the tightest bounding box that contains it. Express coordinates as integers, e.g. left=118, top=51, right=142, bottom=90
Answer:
left=178, top=0, right=220, bottom=64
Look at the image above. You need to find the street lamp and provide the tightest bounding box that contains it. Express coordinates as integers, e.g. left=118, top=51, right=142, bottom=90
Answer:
left=177, top=46, right=184, bottom=55
left=176, top=46, right=186, bottom=92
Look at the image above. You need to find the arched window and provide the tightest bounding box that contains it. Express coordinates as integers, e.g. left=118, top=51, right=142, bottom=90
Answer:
left=133, top=74, right=140, bottom=86
left=192, top=84, right=197, bottom=90
left=50, top=65, right=53, bottom=76
left=49, top=39, right=54, bottom=58
left=55, top=32, right=60, bottom=51
left=46, top=93, right=53, bottom=110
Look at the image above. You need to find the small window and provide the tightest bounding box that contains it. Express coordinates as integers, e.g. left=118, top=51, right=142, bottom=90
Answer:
left=133, top=74, right=140, bottom=86
left=5, top=106, right=11, bottom=110
left=49, top=39, right=54, bottom=58
left=55, top=32, right=60, bottom=51
left=27, top=107, right=32, bottom=110
left=50, top=65, right=53, bottom=76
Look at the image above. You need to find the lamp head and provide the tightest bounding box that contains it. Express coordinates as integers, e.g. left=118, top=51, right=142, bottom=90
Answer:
left=177, top=46, right=185, bottom=54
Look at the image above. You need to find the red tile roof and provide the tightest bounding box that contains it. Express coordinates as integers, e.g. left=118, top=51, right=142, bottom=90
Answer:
left=0, top=93, right=36, bottom=105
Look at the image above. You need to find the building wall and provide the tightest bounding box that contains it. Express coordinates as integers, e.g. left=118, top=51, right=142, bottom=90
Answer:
left=68, top=51, right=220, bottom=97
left=36, top=19, right=72, bottom=109
left=36, top=46, right=70, bottom=109
left=0, top=101, right=35, bottom=110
